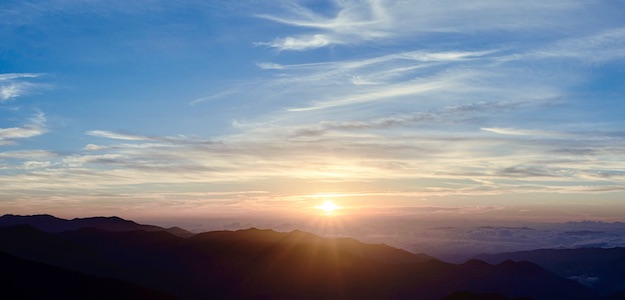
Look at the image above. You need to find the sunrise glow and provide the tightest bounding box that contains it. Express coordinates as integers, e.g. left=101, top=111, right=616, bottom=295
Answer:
left=2, top=0, right=625, bottom=233
left=3, top=2, right=625, bottom=298
left=317, top=201, right=340, bottom=215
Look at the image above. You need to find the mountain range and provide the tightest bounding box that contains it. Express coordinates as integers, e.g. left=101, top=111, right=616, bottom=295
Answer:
left=0, top=250, right=175, bottom=299
left=0, top=214, right=193, bottom=237
left=475, top=248, right=625, bottom=296
left=1, top=214, right=623, bottom=299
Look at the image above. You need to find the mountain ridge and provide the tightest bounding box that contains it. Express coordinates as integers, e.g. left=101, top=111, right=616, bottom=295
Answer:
left=0, top=250, right=175, bottom=299
left=0, top=214, right=193, bottom=238
left=475, top=247, right=625, bottom=296
left=0, top=214, right=609, bottom=300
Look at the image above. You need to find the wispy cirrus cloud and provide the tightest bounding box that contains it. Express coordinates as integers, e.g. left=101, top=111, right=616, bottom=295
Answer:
left=0, top=73, right=43, bottom=101
left=0, top=111, right=47, bottom=145
left=86, top=130, right=214, bottom=145
left=0, top=73, right=40, bottom=81
left=255, top=0, right=390, bottom=51
left=286, top=100, right=525, bottom=137
left=0, top=150, right=56, bottom=160
left=250, top=50, right=510, bottom=113
left=256, top=0, right=589, bottom=51
left=481, top=127, right=567, bottom=137
left=256, top=50, right=496, bottom=80
left=289, top=79, right=449, bottom=112
left=189, top=89, right=240, bottom=106
left=532, top=27, right=625, bottom=63
left=256, top=34, right=332, bottom=51
left=1, top=119, right=624, bottom=220
left=87, top=130, right=157, bottom=141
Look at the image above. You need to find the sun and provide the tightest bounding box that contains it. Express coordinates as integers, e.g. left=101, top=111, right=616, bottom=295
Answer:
left=317, top=200, right=340, bottom=215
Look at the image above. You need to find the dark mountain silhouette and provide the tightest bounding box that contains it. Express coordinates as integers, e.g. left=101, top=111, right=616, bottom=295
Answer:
left=0, top=224, right=221, bottom=299
left=191, top=228, right=436, bottom=264
left=603, top=291, right=625, bottom=300
left=439, top=291, right=532, bottom=300
left=0, top=214, right=193, bottom=237
left=0, top=215, right=602, bottom=300
left=0, top=250, right=175, bottom=299
left=474, top=248, right=625, bottom=296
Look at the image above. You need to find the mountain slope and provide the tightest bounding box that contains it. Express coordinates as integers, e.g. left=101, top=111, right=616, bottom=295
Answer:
left=0, top=217, right=601, bottom=300
left=0, top=250, right=175, bottom=299
left=0, top=225, right=223, bottom=299
left=440, top=291, right=532, bottom=300
left=0, top=214, right=193, bottom=237
left=475, top=248, right=625, bottom=295
left=191, top=228, right=436, bottom=264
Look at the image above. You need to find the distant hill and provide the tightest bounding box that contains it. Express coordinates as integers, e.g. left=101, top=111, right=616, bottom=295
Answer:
left=440, top=291, right=532, bottom=300
left=0, top=214, right=193, bottom=237
left=603, top=291, right=625, bottom=300
left=0, top=250, right=175, bottom=299
left=191, top=228, right=436, bottom=264
left=474, top=248, right=625, bottom=296
left=0, top=215, right=603, bottom=300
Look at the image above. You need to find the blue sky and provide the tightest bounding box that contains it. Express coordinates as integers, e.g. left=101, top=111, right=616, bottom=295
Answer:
left=1, top=0, right=625, bottom=223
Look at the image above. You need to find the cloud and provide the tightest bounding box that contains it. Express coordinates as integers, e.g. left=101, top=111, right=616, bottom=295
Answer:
left=85, top=130, right=213, bottom=145
left=533, top=27, right=625, bottom=63
left=498, top=165, right=567, bottom=178
left=256, top=62, right=285, bottom=70
left=288, top=100, right=524, bottom=137
left=256, top=34, right=331, bottom=51
left=0, top=73, right=40, bottom=81
left=83, top=142, right=170, bottom=151
left=0, top=73, right=43, bottom=101
left=258, top=50, right=495, bottom=73
left=246, top=47, right=561, bottom=118
left=256, top=0, right=589, bottom=51
left=63, top=122, right=621, bottom=190
left=288, top=79, right=448, bottom=111
left=0, top=111, right=47, bottom=145
left=2, top=1, right=624, bottom=221
left=290, top=114, right=433, bottom=137
left=399, top=221, right=625, bottom=262
left=481, top=127, right=566, bottom=137
left=189, top=90, right=239, bottom=106
left=255, top=0, right=390, bottom=51
left=1, top=120, right=624, bottom=221
left=22, top=161, right=52, bottom=169
left=0, top=150, right=56, bottom=159
left=86, top=130, right=152, bottom=141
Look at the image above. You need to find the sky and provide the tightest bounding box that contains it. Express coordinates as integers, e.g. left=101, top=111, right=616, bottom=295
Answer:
left=2, top=0, right=625, bottom=226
